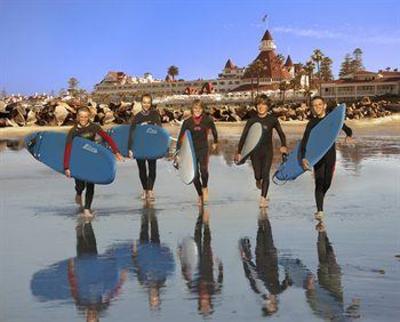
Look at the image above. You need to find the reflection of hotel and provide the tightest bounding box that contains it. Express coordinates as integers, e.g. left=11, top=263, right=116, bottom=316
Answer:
left=93, top=30, right=308, bottom=102
left=321, top=70, right=400, bottom=100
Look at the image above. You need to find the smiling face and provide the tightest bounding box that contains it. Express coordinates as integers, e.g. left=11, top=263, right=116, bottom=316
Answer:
left=192, top=103, right=203, bottom=117
left=311, top=98, right=327, bottom=118
left=77, top=110, right=90, bottom=127
left=256, top=102, right=268, bottom=116
left=141, top=96, right=152, bottom=111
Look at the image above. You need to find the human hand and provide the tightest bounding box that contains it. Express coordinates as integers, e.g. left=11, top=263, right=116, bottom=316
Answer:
left=301, top=159, right=311, bottom=171
left=65, top=169, right=71, bottom=178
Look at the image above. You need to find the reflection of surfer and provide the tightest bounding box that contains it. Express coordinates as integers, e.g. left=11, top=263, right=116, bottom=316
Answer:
left=178, top=208, right=223, bottom=316
left=175, top=100, right=218, bottom=206
left=239, top=210, right=290, bottom=316
left=235, top=95, right=287, bottom=208
left=132, top=202, right=175, bottom=310
left=279, top=222, right=360, bottom=321
left=69, top=221, right=128, bottom=321
left=128, top=94, right=162, bottom=201
left=31, top=220, right=127, bottom=322
left=300, top=96, right=354, bottom=220
left=63, top=107, right=122, bottom=218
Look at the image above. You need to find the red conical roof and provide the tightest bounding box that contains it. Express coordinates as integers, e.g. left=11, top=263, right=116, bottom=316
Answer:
left=262, top=30, right=273, bottom=41
left=284, top=55, right=293, bottom=67
left=243, top=50, right=290, bottom=80
left=224, top=59, right=236, bottom=70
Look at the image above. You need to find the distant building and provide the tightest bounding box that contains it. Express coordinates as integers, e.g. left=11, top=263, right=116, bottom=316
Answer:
left=93, top=30, right=307, bottom=102
left=321, top=70, right=400, bottom=100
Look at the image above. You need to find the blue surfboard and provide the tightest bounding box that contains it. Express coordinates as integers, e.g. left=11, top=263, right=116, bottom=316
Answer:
left=273, top=104, right=346, bottom=182
left=25, top=131, right=116, bottom=184
left=107, top=124, right=170, bottom=159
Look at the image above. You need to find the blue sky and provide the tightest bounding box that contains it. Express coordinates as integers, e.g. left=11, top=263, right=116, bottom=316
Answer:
left=1, top=0, right=399, bottom=94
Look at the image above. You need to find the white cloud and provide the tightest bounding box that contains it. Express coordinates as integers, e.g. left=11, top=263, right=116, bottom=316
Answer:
left=273, top=26, right=400, bottom=45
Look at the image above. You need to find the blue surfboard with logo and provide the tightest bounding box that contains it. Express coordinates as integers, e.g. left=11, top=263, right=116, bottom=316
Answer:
left=25, top=131, right=116, bottom=184
left=273, top=104, right=346, bottom=182
left=107, top=124, right=170, bottom=159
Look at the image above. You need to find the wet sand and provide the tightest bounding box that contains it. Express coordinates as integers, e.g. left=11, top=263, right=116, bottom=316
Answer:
left=1, top=114, right=399, bottom=140
left=0, top=130, right=399, bottom=321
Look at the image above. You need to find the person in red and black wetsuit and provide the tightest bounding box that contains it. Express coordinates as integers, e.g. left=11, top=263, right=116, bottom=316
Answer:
left=64, top=107, right=122, bottom=217
left=127, top=94, right=162, bottom=201
left=235, top=95, right=288, bottom=208
left=176, top=99, right=218, bottom=206
left=300, top=96, right=354, bottom=220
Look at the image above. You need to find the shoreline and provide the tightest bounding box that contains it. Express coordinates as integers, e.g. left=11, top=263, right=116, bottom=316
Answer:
left=1, top=114, right=399, bottom=139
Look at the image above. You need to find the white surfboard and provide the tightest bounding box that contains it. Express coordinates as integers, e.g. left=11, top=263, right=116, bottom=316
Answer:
left=237, top=122, right=263, bottom=165
left=178, top=237, right=199, bottom=280
left=177, top=130, right=197, bottom=184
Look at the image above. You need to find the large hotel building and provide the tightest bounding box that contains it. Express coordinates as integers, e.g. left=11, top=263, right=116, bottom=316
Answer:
left=93, top=29, right=399, bottom=103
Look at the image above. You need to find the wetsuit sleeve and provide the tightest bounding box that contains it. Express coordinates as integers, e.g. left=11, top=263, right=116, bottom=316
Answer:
left=342, top=123, right=353, bottom=137
left=237, top=119, right=253, bottom=154
left=209, top=117, right=218, bottom=144
left=176, top=120, right=188, bottom=151
left=274, top=118, right=287, bottom=147
left=300, top=121, right=313, bottom=160
left=63, top=127, right=75, bottom=170
left=154, top=110, right=162, bottom=126
left=97, top=130, right=120, bottom=154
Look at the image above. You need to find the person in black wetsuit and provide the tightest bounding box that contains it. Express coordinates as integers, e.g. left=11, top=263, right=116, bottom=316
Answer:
left=300, top=96, right=354, bottom=220
left=235, top=95, right=288, bottom=208
left=176, top=99, right=218, bottom=206
left=128, top=94, right=162, bottom=201
left=64, top=107, right=122, bottom=218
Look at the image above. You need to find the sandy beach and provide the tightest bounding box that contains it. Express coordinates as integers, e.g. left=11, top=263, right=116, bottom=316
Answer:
left=1, top=125, right=399, bottom=322
left=1, top=114, right=399, bottom=140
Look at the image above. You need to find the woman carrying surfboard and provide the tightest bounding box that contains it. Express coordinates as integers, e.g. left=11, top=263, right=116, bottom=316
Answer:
left=300, top=96, right=354, bottom=220
left=64, top=107, right=123, bottom=217
left=128, top=94, right=162, bottom=201
left=176, top=99, right=218, bottom=206
left=235, top=95, right=288, bottom=208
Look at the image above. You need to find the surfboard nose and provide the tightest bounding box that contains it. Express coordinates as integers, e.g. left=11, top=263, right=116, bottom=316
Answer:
left=24, top=132, right=39, bottom=155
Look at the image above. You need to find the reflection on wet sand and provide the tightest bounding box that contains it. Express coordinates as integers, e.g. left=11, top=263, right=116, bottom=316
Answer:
left=213, top=137, right=400, bottom=171
left=239, top=210, right=290, bottom=316
left=30, top=219, right=128, bottom=322
left=132, top=202, right=175, bottom=310
left=279, top=221, right=360, bottom=321
left=239, top=213, right=361, bottom=320
left=178, top=208, right=223, bottom=317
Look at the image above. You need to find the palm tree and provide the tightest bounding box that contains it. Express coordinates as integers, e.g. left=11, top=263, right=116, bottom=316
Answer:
left=253, top=60, right=264, bottom=95
left=303, top=61, right=315, bottom=105
left=246, top=63, right=256, bottom=99
left=276, top=54, right=285, bottom=65
left=279, top=81, right=290, bottom=103
left=311, top=49, right=324, bottom=94
left=167, top=65, right=179, bottom=81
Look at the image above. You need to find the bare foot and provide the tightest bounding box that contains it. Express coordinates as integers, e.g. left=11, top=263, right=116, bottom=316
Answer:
left=75, top=194, right=83, bottom=206
left=259, top=197, right=268, bottom=208
left=148, top=190, right=155, bottom=201
left=82, top=209, right=94, bottom=219
left=202, top=187, right=208, bottom=204
left=314, top=211, right=324, bottom=221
